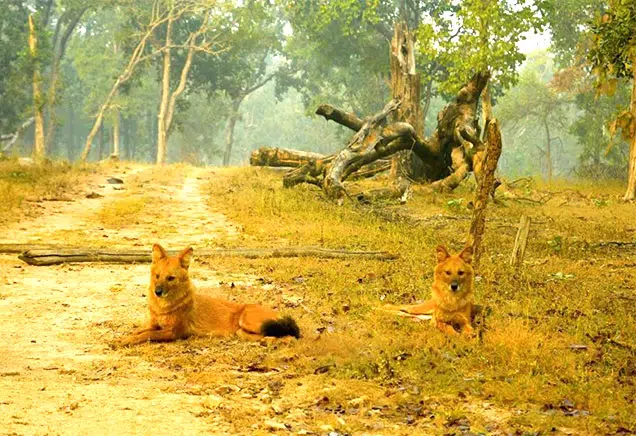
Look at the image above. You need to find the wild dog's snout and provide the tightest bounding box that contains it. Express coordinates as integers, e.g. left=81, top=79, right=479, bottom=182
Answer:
left=155, top=286, right=165, bottom=297
left=450, top=281, right=459, bottom=291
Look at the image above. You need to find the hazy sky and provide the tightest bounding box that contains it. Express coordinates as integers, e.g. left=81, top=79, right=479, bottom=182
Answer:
left=518, top=29, right=552, bottom=54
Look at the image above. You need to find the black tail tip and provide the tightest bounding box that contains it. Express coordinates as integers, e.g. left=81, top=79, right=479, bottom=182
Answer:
left=261, top=315, right=301, bottom=339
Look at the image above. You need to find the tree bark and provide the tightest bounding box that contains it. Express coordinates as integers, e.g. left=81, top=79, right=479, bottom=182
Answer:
left=29, top=15, right=45, bottom=161
left=543, top=119, right=553, bottom=183
left=112, top=42, right=121, bottom=158
left=44, top=7, right=87, bottom=154
left=510, top=215, right=531, bottom=268
left=283, top=71, right=489, bottom=200
left=623, top=61, right=636, bottom=201
left=223, top=97, right=244, bottom=166
left=112, top=110, right=121, bottom=158
left=315, top=105, right=364, bottom=131
left=389, top=22, right=422, bottom=183
left=467, top=119, right=503, bottom=266
left=250, top=147, right=326, bottom=167
left=481, top=83, right=493, bottom=137
left=156, top=15, right=173, bottom=166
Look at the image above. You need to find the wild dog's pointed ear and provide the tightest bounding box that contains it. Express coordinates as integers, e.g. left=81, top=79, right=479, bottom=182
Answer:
left=152, top=244, right=167, bottom=263
left=178, top=247, right=193, bottom=269
left=436, top=245, right=450, bottom=263
left=459, top=245, right=473, bottom=264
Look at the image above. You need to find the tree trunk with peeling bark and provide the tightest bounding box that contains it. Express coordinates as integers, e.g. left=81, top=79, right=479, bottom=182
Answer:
left=156, top=16, right=173, bottom=165
left=389, top=22, right=422, bottom=186
left=467, top=119, right=503, bottom=266
left=29, top=15, right=45, bottom=161
left=623, top=61, right=636, bottom=201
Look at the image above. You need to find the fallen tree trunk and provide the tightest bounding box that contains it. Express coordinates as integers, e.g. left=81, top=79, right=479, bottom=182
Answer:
left=282, top=71, right=489, bottom=201
left=250, top=147, right=326, bottom=168
left=17, top=246, right=398, bottom=266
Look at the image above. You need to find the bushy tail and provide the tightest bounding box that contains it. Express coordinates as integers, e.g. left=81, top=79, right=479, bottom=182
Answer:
left=261, top=315, right=301, bottom=339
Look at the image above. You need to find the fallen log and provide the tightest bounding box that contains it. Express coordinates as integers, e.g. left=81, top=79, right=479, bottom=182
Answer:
left=16, top=246, right=398, bottom=266
left=282, top=71, right=490, bottom=201
left=249, top=147, right=326, bottom=168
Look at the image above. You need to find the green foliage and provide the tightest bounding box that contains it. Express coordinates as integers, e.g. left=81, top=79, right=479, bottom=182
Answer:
left=0, top=2, right=41, bottom=133
left=417, top=0, right=545, bottom=97
left=589, top=0, right=636, bottom=83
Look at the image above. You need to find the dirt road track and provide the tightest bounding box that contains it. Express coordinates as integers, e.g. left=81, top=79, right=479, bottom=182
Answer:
left=0, top=165, right=262, bottom=435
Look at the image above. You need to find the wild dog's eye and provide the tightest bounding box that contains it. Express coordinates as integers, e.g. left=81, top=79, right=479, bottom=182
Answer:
left=167, top=276, right=175, bottom=281
left=445, top=271, right=452, bottom=276
left=458, top=270, right=465, bottom=276
left=155, top=274, right=159, bottom=279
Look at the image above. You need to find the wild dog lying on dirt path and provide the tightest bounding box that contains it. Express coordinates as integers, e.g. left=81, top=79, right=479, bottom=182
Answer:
left=119, top=244, right=300, bottom=345
left=384, top=245, right=475, bottom=336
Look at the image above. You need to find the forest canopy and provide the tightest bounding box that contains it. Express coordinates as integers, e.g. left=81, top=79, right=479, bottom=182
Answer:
left=0, top=0, right=634, bottom=197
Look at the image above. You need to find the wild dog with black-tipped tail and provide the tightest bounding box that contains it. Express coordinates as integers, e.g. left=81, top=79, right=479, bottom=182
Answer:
left=120, top=244, right=300, bottom=345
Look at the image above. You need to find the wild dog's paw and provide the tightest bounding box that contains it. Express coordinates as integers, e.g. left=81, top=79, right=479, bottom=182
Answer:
left=461, top=324, right=476, bottom=338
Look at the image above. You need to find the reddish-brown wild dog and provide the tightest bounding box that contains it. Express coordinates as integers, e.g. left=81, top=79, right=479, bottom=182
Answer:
left=385, top=245, right=475, bottom=336
left=120, top=244, right=300, bottom=345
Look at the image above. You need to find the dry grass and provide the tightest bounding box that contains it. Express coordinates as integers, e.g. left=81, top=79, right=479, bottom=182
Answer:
left=0, top=159, right=89, bottom=226
left=171, top=167, right=636, bottom=435
left=97, top=196, right=149, bottom=227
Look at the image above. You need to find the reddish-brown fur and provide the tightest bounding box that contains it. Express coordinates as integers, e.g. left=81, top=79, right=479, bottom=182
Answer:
left=385, top=245, right=475, bottom=336
left=120, top=244, right=298, bottom=345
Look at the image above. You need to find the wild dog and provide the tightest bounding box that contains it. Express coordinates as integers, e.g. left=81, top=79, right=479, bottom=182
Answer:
left=385, top=245, right=475, bottom=336
left=119, top=244, right=300, bottom=345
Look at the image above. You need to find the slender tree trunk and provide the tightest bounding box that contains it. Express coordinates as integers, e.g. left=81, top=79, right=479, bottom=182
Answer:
left=422, top=79, right=433, bottom=134
left=67, top=104, right=74, bottom=161
left=112, top=41, right=120, bottom=158
left=80, top=6, right=176, bottom=162
left=481, top=83, right=493, bottom=138
left=122, top=116, right=129, bottom=160
left=156, top=16, right=173, bottom=165
left=543, top=119, right=553, bottom=183
left=623, top=62, right=636, bottom=201
left=44, top=8, right=87, bottom=154
left=29, top=15, right=45, bottom=160
left=112, top=111, right=121, bottom=157
left=97, top=124, right=104, bottom=160
left=223, top=98, right=243, bottom=166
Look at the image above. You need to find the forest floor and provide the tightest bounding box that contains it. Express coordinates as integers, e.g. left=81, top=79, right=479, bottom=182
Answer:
left=0, top=161, right=634, bottom=435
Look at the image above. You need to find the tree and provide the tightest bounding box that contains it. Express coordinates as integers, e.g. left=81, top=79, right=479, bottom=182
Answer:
left=417, top=0, right=545, bottom=130
left=497, top=53, right=573, bottom=182
left=155, top=5, right=219, bottom=165
left=29, top=14, right=46, bottom=160
left=79, top=0, right=185, bottom=161
left=190, top=1, right=283, bottom=166
left=43, top=1, right=91, bottom=153
left=588, top=0, right=636, bottom=200
left=0, top=1, right=30, bottom=138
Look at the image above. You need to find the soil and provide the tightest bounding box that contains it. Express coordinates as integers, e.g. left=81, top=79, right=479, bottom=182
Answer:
left=0, top=165, right=265, bottom=435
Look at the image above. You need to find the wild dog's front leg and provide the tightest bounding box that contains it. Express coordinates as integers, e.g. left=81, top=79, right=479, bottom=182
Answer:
left=120, top=326, right=183, bottom=345
left=435, top=319, right=460, bottom=336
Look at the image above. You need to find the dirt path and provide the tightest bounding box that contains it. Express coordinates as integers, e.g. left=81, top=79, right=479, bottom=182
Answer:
left=0, top=165, right=263, bottom=435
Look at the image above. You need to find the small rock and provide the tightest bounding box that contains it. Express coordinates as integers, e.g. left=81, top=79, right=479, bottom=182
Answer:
left=107, top=177, right=124, bottom=184
left=264, top=420, right=288, bottom=431
left=348, top=396, right=369, bottom=407
left=86, top=192, right=103, bottom=199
